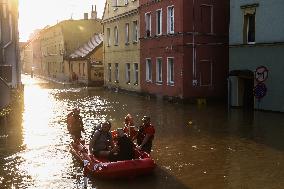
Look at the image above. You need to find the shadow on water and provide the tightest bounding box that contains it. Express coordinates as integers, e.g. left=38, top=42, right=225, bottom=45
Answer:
left=89, top=166, right=191, bottom=189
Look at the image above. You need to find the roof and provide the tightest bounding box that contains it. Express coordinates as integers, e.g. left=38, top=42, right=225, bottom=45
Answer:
left=69, top=33, right=103, bottom=59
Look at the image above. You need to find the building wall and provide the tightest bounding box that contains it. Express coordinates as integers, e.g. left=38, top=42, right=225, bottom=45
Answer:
left=0, top=0, right=21, bottom=88
left=230, top=0, right=284, bottom=112
left=90, top=45, right=104, bottom=85
left=140, top=0, right=184, bottom=97
left=31, top=37, right=42, bottom=75
left=22, top=44, right=33, bottom=74
left=230, top=45, right=284, bottom=112
left=68, top=44, right=103, bottom=86
left=140, top=0, right=229, bottom=99
left=40, top=26, right=65, bottom=79
left=40, top=19, right=102, bottom=82
left=103, top=0, right=140, bottom=92
left=69, top=59, right=88, bottom=83
left=230, top=0, right=284, bottom=44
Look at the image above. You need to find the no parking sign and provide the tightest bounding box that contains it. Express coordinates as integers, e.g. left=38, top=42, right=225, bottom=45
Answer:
left=255, top=66, right=268, bottom=83
left=254, top=66, right=268, bottom=100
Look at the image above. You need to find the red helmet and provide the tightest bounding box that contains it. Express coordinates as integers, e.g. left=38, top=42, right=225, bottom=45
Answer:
left=72, top=108, right=80, bottom=114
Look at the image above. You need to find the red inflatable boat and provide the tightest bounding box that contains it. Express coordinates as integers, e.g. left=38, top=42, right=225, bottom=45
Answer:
left=69, top=139, right=156, bottom=179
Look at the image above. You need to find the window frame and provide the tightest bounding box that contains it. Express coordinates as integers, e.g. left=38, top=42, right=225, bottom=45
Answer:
left=125, top=23, right=130, bottom=45
left=125, top=63, right=131, bottom=84
left=145, top=12, right=152, bottom=37
left=107, top=28, right=111, bottom=46
left=156, top=9, right=162, bottom=36
left=133, top=20, right=138, bottom=42
left=134, top=63, right=139, bottom=85
left=145, top=58, right=152, bottom=82
left=114, top=26, right=119, bottom=46
left=156, top=57, right=163, bottom=84
left=108, top=63, right=112, bottom=82
left=167, top=57, right=174, bottom=85
left=167, top=6, right=175, bottom=34
left=115, top=63, right=119, bottom=83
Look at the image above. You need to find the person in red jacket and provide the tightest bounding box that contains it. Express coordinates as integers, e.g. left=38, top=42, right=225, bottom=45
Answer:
left=136, top=116, right=155, bottom=154
left=67, top=108, right=84, bottom=142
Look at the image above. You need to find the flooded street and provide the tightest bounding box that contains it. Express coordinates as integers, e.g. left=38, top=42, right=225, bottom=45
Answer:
left=1, top=75, right=284, bottom=189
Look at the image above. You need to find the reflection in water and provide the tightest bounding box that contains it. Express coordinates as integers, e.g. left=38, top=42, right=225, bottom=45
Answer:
left=0, top=75, right=284, bottom=189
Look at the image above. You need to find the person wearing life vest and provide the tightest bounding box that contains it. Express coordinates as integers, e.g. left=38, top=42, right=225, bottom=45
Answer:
left=89, top=121, right=116, bottom=159
left=67, top=108, right=84, bottom=141
left=123, top=114, right=137, bottom=140
left=136, top=116, right=155, bottom=154
left=109, top=128, right=134, bottom=161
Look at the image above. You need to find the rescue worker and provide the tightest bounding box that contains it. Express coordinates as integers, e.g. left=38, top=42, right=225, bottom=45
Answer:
left=89, top=121, right=116, bottom=159
left=67, top=108, right=84, bottom=141
left=123, top=114, right=137, bottom=140
left=109, top=128, right=134, bottom=161
left=136, top=116, right=155, bottom=154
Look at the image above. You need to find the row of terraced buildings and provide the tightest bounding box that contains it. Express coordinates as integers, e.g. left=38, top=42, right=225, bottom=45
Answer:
left=21, top=0, right=284, bottom=112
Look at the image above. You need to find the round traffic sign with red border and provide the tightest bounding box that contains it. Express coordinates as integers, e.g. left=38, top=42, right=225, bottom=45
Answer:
left=255, top=66, right=268, bottom=83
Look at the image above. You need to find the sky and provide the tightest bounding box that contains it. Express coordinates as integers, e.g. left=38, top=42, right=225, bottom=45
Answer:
left=19, top=0, right=106, bottom=42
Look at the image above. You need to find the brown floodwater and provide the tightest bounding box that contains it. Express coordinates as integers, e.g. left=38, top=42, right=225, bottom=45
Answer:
left=0, top=75, right=284, bottom=189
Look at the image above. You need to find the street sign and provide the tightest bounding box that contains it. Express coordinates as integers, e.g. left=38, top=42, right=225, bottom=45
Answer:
left=253, top=82, right=267, bottom=99
left=255, top=66, right=268, bottom=83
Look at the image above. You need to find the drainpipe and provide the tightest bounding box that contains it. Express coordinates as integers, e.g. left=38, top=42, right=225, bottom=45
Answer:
left=192, top=0, right=196, bottom=86
left=227, top=77, right=231, bottom=110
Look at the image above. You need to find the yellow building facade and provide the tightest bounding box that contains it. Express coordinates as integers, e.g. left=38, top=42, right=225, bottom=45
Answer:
left=102, top=0, right=140, bottom=92
left=40, top=19, right=102, bottom=82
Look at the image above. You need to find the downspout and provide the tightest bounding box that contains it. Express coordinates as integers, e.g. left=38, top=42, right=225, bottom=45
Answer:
left=192, top=0, right=196, bottom=86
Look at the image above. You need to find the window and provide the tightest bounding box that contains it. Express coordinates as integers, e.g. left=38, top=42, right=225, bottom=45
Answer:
left=146, top=59, right=152, bottom=82
left=108, top=63, right=112, bottom=82
left=114, top=26, right=118, bottom=45
left=113, top=0, right=118, bottom=8
left=107, top=28, right=111, bottom=46
left=125, top=23, right=129, bottom=44
left=200, top=5, right=213, bottom=34
left=243, top=10, right=255, bottom=44
left=83, top=63, right=85, bottom=76
left=133, top=21, right=138, bottom=42
left=134, top=63, right=139, bottom=85
left=167, top=6, right=174, bottom=34
left=145, top=13, right=151, bottom=37
left=115, top=63, right=119, bottom=82
left=167, top=58, right=174, bottom=85
left=156, top=9, right=162, bottom=35
left=126, top=63, right=131, bottom=84
left=199, top=60, right=212, bottom=86
left=3, top=3, right=7, bottom=18
left=156, top=58, right=162, bottom=83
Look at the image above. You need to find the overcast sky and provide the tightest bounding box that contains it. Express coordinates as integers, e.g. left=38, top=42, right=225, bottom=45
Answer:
left=19, top=0, right=106, bottom=42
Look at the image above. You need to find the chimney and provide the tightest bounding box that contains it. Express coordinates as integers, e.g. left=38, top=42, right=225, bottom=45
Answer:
left=91, top=5, right=97, bottom=19
left=84, top=13, right=88, bottom=20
